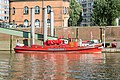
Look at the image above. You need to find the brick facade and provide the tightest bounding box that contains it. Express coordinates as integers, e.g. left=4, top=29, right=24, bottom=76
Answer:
left=9, top=0, right=69, bottom=27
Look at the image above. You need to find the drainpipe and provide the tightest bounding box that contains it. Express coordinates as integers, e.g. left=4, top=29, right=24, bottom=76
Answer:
left=43, top=7, right=47, bottom=42
left=100, top=28, right=102, bottom=43
left=50, top=9, right=54, bottom=37
left=30, top=7, right=35, bottom=46
left=103, top=28, right=106, bottom=48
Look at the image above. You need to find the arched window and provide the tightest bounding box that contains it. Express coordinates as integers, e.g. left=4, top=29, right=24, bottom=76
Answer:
left=24, top=19, right=29, bottom=27
left=35, top=19, right=40, bottom=27
left=12, top=7, right=15, bottom=15
left=24, top=6, right=29, bottom=14
left=47, top=19, right=50, bottom=27
left=47, top=5, right=51, bottom=14
left=65, top=7, right=67, bottom=14
left=35, top=6, right=40, bottom=14
left=13, top=20, right=15, bottom=24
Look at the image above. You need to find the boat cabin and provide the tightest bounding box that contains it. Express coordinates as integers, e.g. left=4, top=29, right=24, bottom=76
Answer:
left=68, top=38, right=79, bottom=47
left=44, top=38, right=64, bottom=46
left=44, top=38, right=79, bottom=47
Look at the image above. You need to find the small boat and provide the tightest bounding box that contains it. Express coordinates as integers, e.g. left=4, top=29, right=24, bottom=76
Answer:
left=14, top=38, right=102, bottom=53
left=82, top=40, right=102, bottom=47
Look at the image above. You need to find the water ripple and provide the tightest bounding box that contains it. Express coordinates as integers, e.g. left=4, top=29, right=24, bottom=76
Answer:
left=0, top=52, right=120, bottom=80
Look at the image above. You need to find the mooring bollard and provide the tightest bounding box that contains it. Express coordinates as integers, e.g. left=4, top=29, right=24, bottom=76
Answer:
left=10, top=35, right=13, bottom=53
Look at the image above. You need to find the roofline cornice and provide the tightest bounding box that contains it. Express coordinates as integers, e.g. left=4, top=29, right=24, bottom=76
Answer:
left=10, top=0, right=70, bottom=2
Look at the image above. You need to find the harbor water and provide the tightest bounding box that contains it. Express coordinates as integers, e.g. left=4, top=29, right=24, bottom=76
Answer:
left=0, top=51, right=120, bottom=80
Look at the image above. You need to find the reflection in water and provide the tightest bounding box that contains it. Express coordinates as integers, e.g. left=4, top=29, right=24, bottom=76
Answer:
left=0, top=51, right=12, bottom=80
left=9, top=53, right=105, bottom=80
left=0, top=51, right=120, bottom=80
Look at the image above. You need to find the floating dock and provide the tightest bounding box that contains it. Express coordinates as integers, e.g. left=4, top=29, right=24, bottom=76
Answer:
left=102, top=48, right=120, bottom=53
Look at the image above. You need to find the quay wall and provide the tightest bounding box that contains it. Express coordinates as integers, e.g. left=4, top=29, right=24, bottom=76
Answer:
left=0, top=26, right=120, bottom=50
left=13, top=26, right=120, bottom=41
left=0, top=33, right=42, bottom=50
left=55, top=26, right=120, bottom=41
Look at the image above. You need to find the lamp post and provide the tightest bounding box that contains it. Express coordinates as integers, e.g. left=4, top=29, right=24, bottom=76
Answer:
left=100, top=27, right=102, bottom=43
left=103, top=28, right=106, bottom=48
left=103, top=26, right=109, bottom=48
left=42, top=0, right=44, bottom=45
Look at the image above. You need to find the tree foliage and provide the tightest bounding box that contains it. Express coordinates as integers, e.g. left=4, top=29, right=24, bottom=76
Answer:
left=68, top=0, right=82, bottom=26
left=92, top=0, right=120, bottom=26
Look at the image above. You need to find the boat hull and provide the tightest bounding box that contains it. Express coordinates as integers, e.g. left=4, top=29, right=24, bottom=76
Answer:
left=14, top=46, right=102, bottom=53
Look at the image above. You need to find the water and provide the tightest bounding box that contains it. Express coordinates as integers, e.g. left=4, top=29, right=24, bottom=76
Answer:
left=0, top=51, right=120, bottom=80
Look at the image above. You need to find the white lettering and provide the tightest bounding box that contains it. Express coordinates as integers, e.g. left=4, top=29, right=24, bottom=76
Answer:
left=48, top=48, right=65, bottom=51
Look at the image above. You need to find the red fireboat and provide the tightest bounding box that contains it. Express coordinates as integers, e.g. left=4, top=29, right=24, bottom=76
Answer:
left=14, top=38, right=102, bottom=53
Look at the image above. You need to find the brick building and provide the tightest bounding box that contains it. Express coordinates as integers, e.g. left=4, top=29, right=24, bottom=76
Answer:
left=9, top=0, right=70, bottom=27
left=0, top=0, right=9, bottom=22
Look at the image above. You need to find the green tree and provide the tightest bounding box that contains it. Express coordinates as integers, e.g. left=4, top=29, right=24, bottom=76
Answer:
left=92, top=0, right=120, bottom=26
left=68, top=0, right=82, bottom=26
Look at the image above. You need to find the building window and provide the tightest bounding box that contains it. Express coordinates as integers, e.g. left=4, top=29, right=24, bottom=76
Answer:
left=88, top=8, right=92, bottom=12
left=35, top=19, right=40, bottom=27
left=24, top=6, right=29, bottom=14
left=13, top=20, right=15, bottom=24
left=82, top=4, right=87, bottom=7
left=4, top=16, right=6, bottom=20
left=24, top=19, right=29, bottom=27
left=83, top=9, right=87, bottom=12
left=6, top=17, right=8, bottom=20
left=47, top=5, right=51, bottom=14
left=4, top=0, right=7, bottom=4
left=35, top=6, right=40, bottom=14
left=47, top=19, right=50, bottom=27
left=83, top=24, right=87, bottom=26
left=4, top=11, right=6, bottom=14
left=63, top=7, right=68, bottom=14
left=84, top=14, right=86, bottom=16
left=65, top=7, right=67, bottom=14
left=88, top=3, right=91, bottom=7
left=12, top=7, right=15, bottom=15
left=119, top=19, right=120, bottom=25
